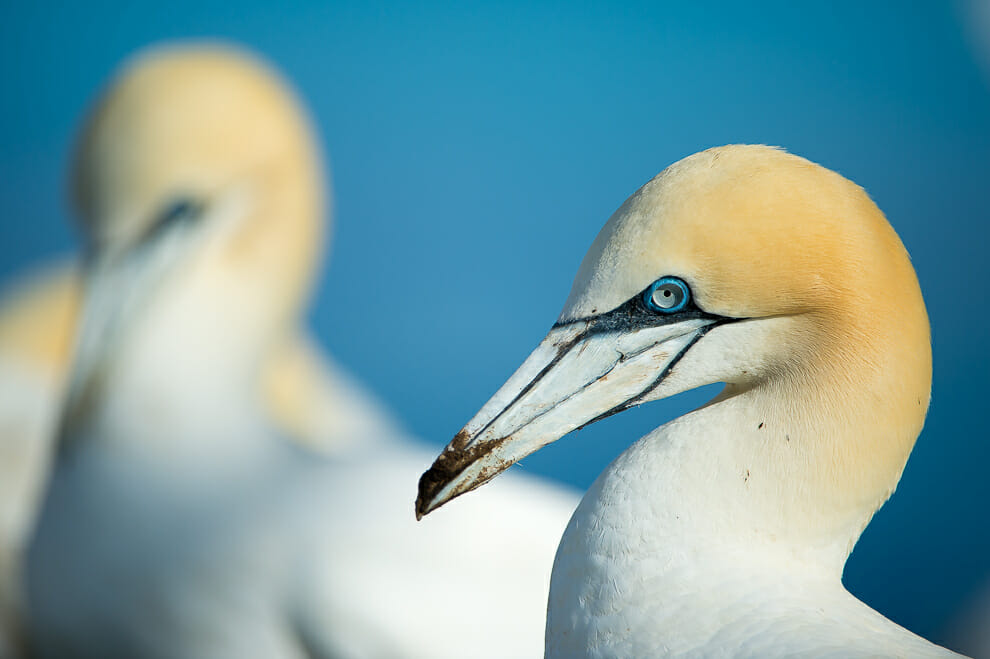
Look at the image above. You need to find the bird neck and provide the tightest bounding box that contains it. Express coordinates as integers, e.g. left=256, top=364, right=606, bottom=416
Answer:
left=563, top=311, right=930, bottom=582
left=549, top=319, right=934, bottom=655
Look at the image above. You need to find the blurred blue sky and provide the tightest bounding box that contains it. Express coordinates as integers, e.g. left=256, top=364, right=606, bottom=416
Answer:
left=1, top=0, right=988, bottom=646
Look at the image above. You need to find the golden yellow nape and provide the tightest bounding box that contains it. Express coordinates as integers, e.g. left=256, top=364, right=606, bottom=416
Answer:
left=73, top=42, right=326, bottom=329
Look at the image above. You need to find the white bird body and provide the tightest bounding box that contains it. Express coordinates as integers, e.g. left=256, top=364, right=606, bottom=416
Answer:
left=417, top=145, right=965, bottom=657
left=550, top=403, right=954, bottom=658
left=26, top=44, right=579, bottom=658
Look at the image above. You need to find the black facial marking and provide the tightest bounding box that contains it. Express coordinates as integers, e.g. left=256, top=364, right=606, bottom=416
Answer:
left=553, top=280, right=728, bottom=336
left=134, top=197, right=206, bottom=250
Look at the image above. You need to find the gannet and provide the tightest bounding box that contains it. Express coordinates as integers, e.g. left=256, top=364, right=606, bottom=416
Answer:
left=26, top=43, right=578, bottom=658
left=417, top=145, right=965, bottom=657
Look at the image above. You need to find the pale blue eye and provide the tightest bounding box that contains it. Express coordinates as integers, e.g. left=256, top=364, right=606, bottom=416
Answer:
left=643, top=277, right=690, bottom=313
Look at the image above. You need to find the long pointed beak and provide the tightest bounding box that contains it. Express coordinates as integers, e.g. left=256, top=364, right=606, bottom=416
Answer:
left=59, top=203, right=207, bottom=441
left=415, top=315, right=720, bottom=518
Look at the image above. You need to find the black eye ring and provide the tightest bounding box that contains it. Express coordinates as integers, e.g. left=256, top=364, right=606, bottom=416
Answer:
left=643, top=276, right=690, bottom=313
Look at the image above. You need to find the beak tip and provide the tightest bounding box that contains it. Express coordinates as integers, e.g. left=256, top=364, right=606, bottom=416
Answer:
left=415, top=459, right=449, bottom=520
left=413, top=483, right=433, bottom=520
left=415, top=429, right=490, bottom=520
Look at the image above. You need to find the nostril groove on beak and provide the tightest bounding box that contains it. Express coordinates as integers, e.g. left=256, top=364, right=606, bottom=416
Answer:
left=469, top=331, right=586, bottom=446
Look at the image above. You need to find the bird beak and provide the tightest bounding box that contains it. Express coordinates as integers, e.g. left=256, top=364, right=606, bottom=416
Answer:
left=59, top=200, right=208, bottom=440
left=416, top=314, right=721, bottom=518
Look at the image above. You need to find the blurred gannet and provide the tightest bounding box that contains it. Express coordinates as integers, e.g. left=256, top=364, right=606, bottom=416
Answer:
left=0, top=263, right=393, bottom=657
left=417, top=145, right=965, bottom=657
left=25, top=43, right=578, bottom=658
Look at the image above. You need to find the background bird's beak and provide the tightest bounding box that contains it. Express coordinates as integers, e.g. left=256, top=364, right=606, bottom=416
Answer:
left=58, top=202, right=208, bottom=441
left=415, top=316, right=718, bottom=518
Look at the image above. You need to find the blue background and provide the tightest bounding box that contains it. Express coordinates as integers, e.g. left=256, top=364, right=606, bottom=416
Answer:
left=2, top=0, right=987, bottom=649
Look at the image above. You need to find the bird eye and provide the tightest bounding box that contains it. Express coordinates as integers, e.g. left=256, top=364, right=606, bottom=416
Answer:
left=643, top=277, right=690, bottom=313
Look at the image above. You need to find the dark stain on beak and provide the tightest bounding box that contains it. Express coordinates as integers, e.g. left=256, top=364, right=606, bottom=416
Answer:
left=416, top=430, right=511, bottom=520
left=415, top=327, right=587, bottom=520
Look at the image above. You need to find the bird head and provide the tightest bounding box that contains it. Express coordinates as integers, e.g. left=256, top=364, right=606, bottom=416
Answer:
left=417, top=145, right=931, bottom=528
left=61, top=43, right=326, bottom=437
